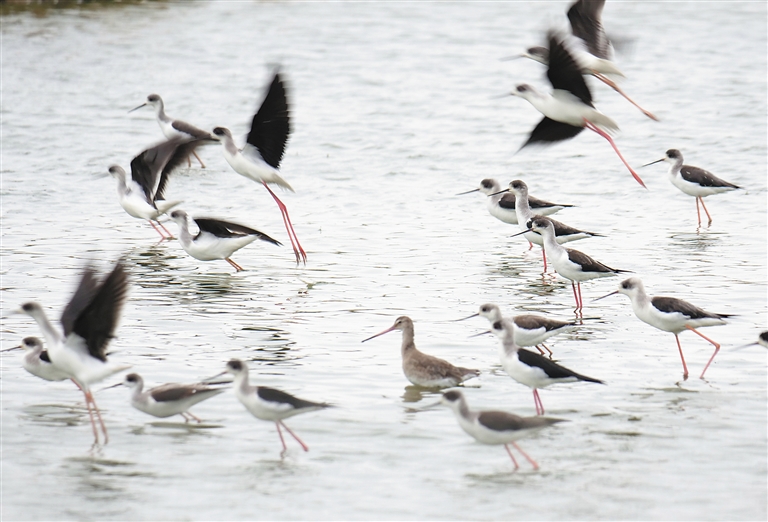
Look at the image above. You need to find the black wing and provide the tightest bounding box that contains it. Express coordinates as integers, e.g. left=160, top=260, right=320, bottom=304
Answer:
left=566, top=248, right=626, bottom=274
left=567, top=0, right=610, bottom=59
left=497, top=192, right=517, bottom=210
left=529, top=195, right=572, bottom=209
left=680, top=166, right=739, bottom=190
left=521, top=117, right=584, bottom=149
left=61, top=266, right=100, bottom=336
left=257, top=386, right=325, bottom=410
left=514, top=314, right=575, bottom=332
left=171, top=119, right=213, bottom=140
left=651, top=296, right=730, bottom=321
left=193, top=218, right=281, bottom=246
left=67, top=261, right=129, bottom=361
left=150, top=384, right=220, bottom=403
left=477, top=410, right=525, bottom=431
left=547, top=31, right=593, bottom=106
left=154, top=137, right=215, bottom=201
left=549, top=216, right=600, bottom=237
left=246, top=72, right=291, bottom=170
left=518, top=348, right=603, bottom=383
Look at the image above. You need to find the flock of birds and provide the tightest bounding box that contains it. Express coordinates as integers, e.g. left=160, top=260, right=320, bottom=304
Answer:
left=6, top=0, right=766, bottom=470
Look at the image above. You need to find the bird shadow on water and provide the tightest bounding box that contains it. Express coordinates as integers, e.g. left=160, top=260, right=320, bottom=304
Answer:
left=668, top=230, right=726, bottom=253
left=20, top=402, right=90, bottom=429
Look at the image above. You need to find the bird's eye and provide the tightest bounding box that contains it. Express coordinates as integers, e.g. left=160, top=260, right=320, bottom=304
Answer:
left=621, top=281, right=630, bottom=289
left=516, top=85, right=527, bottom=92
left=481, top=306, right=489, bottom=313
left=22, top=303, right=33, bottom=312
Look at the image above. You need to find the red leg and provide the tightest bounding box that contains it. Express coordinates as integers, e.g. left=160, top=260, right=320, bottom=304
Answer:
left=86, top=390, right=108, bottom=444
left=584, top=120, right=647, bottom=189
left=535, top=345, right=546, bottom=355
left=541, top=344, right=553, bottom=357
left=82, top=390, right=100, bottom=444
left=279, top=420, right=309, bottom=452
left=148, top=220, right=169, bottom=239
left=695, top=198, right=703, bottom=226
left=533, top=389, right=545, bottom=415
left=226, top=258, right=244, bottom=272
left=156, top=220, right=174, bottom=238
left=275, top=421, right=288, bottom=455
left=262, top=181, right=307, bottom=265
left=541, top=248, right=548, bottom=272
left=698, top=197, right=713, bottom=224
left=577, top=283, right=584, bottom=311
left=528, top=241, right=534, bottom=250
left=504, top=444, right=520, bottom=470
left=511, top=441, right=539, bottom=470
left=685, top=326, right=721, bottom=379
left=571, top=281, right=580, bottom=310
left=593, top=72, right=658, bottom=121
left=674, top=334, right=690, bottom=379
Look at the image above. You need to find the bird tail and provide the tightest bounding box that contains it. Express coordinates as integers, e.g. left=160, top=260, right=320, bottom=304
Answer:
left=590, top=58, right=625, bottom=78
left=589, top=111, right=620, bottom=134
left=265, top=171, right=295, bottom=192
left=155, top=200, right=183, bottom=214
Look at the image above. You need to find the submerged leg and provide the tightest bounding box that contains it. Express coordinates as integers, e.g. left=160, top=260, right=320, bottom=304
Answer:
left=674, top=334, right=690, bottom=379
left=225, top=258, right=244, bottom=272
left=279, top=420, right=309, bottom=452
left=275, top=421, right=288, bottom=456
left=698, top=197, right=713, bottom=225
left=504, top=444, right=520, bottom=470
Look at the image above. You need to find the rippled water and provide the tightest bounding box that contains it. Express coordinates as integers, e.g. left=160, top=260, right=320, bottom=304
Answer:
left=2, top=2, right=766, bottom=520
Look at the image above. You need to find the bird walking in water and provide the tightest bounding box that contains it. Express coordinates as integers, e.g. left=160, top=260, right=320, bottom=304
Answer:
left=2, top=336, right=74, bottom=384
left=212, top=71, right=306, bottom=264
left=169, top=210, right=281, bottom=272
left=108, top=137, right=212, bottom=239
left=15, top=261, right=131, bottom=444
left=110, top=373, right=226, bottom=423
left=642, top=149, right=740, bottom=226
left=437, top=389, right=565, bottom=470
left=595, top=277, right=731, bottom=379
left=362, top=316, right=480, bottom=388
left=215, top=359, right=331, bottom=456
left=515, top=217, right=628, bottom=313
left=130, top=94, right=213, bottom=167
left=490, top=318, right=603, bottom=415
left=509, top=30, right=646, bottom=188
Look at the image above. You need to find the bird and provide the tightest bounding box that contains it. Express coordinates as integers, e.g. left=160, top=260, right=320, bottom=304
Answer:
left=215, top=359, right=331, bottom=456
left=2, top=336, right=73, bottom=383
left=490, top=318, right=603, bottom=415
left=110, top=373, right=226, bottom=423
left=15, top=261, right=131, bottom=444
left=514, top=0, right=657, bottom=120
left=508, top=30, right=646, bottom=188
left=642, top=149, right=740, bottom=226
left=168, top=209, right=281, bottom=272
left=437, top=389, right=565, bottom=470
left=458, top=303, right=577, bottom=357
left=129, top=94, right=213, bottom=167
left=494, top=179, right=602, bottom=271
left=362, top=316, right=480, bottom=388
left=457, top=178, right=571, bottom=226
left=211, top=72, right=306, bottom=264
left=736, top=332, right=768, bottom=350
left=108, top=137, right=212, bottom=239
left=595, top=277, right=732, bottom=380
left=515, top=217, right=628, bottom=312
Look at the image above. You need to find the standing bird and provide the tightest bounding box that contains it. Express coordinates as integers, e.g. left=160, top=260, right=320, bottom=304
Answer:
left=642, top=149, right=740, bottom=226
left=15, top=261, right=131, bottom=444
left=457, top=178, right=571, bottom=226
left=216, top=359, right=331, bottom=456
left=169, top=209, right=281, bottom=272
left=458, top=303, right=577, bottom=357
left=515, top=217, right=628, bottom=312
left=490, top=318, right=603, bottom=415
left=362, top=316, right=480, bottom=388
left=493, top=179, right=601, bottom=271
left=509, top=30, right=646, bottom=188
left=108, top=137, right=212, bottom=239
left=212, top=72, right=306, bottom=264
left=111, top=373, right=226, bottom=423
left=595, top=277, right=731, bottom=379
left=437, top=389, right=565, bottom=470
left=2, top=336, right=73, bottom=383
left=129, top=94, right=213, bottom=167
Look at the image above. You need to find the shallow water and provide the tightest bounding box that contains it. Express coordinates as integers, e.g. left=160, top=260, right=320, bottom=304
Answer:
left=1, top=1, right=766, bottom=520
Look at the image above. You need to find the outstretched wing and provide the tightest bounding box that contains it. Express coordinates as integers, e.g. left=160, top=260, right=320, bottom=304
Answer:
left=246, top=72, right=291, bottom=170
left=567, top=0, right=610, bottom=59
left=154, top=137, right=215, bottom=201
left=193, top=218, right=281, bottom=246
left=547, top=31, right=592, bottom=106
left=520, top=117, right=584, bottom=149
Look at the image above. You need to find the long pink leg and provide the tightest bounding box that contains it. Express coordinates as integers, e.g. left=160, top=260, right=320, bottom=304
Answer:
left=674, top=334, right=690, bottom=379
left=225, top=258, right=244, bottom=272
left=593, top=72, right=658, bottom=121
left=192, top=151, right=206, bottom=169
left=279, top=420, right=309, bottom=452
left=571, top=281, right=580, bottom=310
left=504, top=444, right=520, bottom=470
left=181, top=412, right=192, bottom=423
left=695, top=198, right=702, bottom=226
left=261, top=181, right=307, bottom=264
left=541, top=248, right=548, bottom=272
left=82, top=390, right=100, bottom=443
left=535, top=345, right=546, bottom=355
left=148, top=220, right=169, bottom=239
left=275, top=422, right=289, bottom=455
left=533, top=389, right=545, bottom=415
left=185, top=411, right=203, bottom=423
left=541, top=344, right=553, bottom=357
left=583, top=120, right=647, bottom=189
left=685, top=326, right=721, bottom=379
left=577, top=283, right=584, bottom=312
left=155, top=220, right=174, bottom=238
left=512, top=442, right=539, bottom=470
left=88, top=391, right=109, bottom=444
left=698, top=197, right=713, bottom=224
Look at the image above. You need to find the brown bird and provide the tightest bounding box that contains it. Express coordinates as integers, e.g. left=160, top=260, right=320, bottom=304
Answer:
left=362, top=316, right=480, bottom=388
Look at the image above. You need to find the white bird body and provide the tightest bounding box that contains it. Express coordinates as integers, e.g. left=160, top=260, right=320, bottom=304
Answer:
left=218, top=135, right=294, bottom=191
left=516, top=85, right=618, bottom=133
left=111, top=169, right=182, bottom=221
left=121, top=373, right=225, bottom=420
left=12, top=337, right=71, bottom=382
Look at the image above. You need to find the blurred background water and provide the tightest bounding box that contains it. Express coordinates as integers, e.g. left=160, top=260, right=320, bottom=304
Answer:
left=1, top=1, right=766, bottom=520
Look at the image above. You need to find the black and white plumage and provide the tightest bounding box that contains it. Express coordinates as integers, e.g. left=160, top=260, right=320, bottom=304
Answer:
left=3, top=336, right=72, bottom=383
left=457, top=178, right=571, bottom=226
left=642, top=149, right=740, bottom=226
left=116, top=373, right=226, bottom=423
left=211, top=72, right=306, bottom=264
left=596, top=277, right=731, bottom=380
left=518, top=217, right=628, bottom=312
left=218, top=359, right=331, bottom=455
left=108, top=137, right=212, bottom=239
left=169, top=209, right=281, bottom=272
left=130, top=94, right=213, bottom=167
left=490, top=319, right=603, bottom=415
left=16, top=261, right=131, bottom=444
left=439, top=389, right=565, bottom=470
left=509, top=31, right=647, bottom=188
